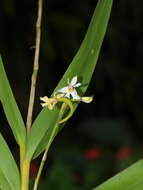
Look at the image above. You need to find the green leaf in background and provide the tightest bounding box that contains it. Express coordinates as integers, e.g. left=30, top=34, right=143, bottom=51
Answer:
left=0, top=134, right=20, bottom=190
left=0, top=56, right=26, bottom=145
left=25, top=0, right=113, bottom=160
left=92, top=159, right=143, bottom=190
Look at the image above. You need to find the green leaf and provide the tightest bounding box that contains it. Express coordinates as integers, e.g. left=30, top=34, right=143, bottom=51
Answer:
left=26, top=0, right=113, bottom=160
left=92, top=159, right=143, bottom=190
left=25, top=108, right=59, bottom=159
left=53, top=0, right=113, bottom=94
left=0, top=169, right=12, bottom=190
left=32, top=126, right=58, bottom=159
left=0, top=56, right=26, bottom=145
left=0, top=134, right=20, bottom=190
left=127, top=181, right=143, bottom=190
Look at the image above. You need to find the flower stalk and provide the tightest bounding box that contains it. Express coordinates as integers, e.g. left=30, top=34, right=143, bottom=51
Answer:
left=20, top=0, right=43, bottom=190
left=26, top=0, right=43, bottom=134
left=33, top=124, right=58, bottom=190
left=33, top=101, right=69, bottom=190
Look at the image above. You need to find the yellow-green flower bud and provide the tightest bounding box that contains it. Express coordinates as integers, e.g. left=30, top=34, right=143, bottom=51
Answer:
left=81, top=96, right=93, bottom=103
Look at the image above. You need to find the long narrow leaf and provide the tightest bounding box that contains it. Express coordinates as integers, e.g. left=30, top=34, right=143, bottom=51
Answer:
left=0, top=169, right=12, bottom=190
left=92, top=159, right=143, bottom=190
left=26, top=0, right=113, bottom=160
left=0, top=134, right=20, bottom=190
left=0, top=56, right=26, bottom=145
left=33, top=124, right=58, bottom=159
left=25, top=108, right=59, bottom=159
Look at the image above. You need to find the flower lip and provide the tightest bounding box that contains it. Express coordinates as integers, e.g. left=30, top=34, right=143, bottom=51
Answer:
left=67, top=87, right=73, bottom=93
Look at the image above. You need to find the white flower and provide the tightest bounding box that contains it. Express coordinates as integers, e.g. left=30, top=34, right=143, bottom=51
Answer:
left=58, top=76, right=81, bottom=100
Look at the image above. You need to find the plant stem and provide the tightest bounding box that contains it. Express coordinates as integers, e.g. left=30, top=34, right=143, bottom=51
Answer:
left=33, top=124, right=58, bottom=190
left=26, top=0, right=43, bottom=134
left=33, top=104, right=67, bottom=190
left=20, top=144, right=26, bottom=173
left=21, top=159, right=31, bottom=190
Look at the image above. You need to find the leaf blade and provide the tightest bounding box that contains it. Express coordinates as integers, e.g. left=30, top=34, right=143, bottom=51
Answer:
left=0, top=134, right=20, bottom=190
left=54, top=0, right=113, bottom=94
left=25, top=108, right=59, bottom=159
left=0, top=56, right=26, bottom=145
left=92, top=159, right=143, bottom=190
left=127, top=181, right=143, bottom=190
left=0, top=169, right=12, bottom=190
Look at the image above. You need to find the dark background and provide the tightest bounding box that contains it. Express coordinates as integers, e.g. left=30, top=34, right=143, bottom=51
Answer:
left=0, top=0, right=143, bottom=189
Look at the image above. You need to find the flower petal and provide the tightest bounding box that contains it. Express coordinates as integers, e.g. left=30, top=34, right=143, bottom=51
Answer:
left=67, top=78, right=70, bottom=85
left=58, top=86, right=68, bottom=93
left=70, top=76, right=77, bottom=86
left=40, top=96, right=49, bottom=102
left=81, top=96, right=93, bottom=103
left=74, top=82, right=81, bottom=87
left=48, top=104, right=55, bottom=110
left=71, top=89, right=80, bottom=100
left=65, top=92, right=70, bottom=98
left=41, top=103, right=48, bottom=107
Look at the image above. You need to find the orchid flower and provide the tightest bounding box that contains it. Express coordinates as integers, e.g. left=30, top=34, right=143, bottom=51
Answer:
left=40, top=76, right=93, bottom=111
left=57, top=76, right=81, bottom=100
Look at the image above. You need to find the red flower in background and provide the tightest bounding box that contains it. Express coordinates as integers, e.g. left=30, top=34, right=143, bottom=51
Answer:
left=115, top=147, right=132, bottom=160
left=84, top=147, right=102, bottom=161
left=30, top=162, right=39, bottom=177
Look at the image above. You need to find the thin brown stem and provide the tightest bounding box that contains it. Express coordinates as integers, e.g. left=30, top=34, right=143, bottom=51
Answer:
left=26, top=0, right=43, bottom=134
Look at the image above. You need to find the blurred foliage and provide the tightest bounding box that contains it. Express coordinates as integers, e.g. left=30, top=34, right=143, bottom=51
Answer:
left=29, top=145, right=143, bottom=190
left=0, top=0, right=143, bottom=189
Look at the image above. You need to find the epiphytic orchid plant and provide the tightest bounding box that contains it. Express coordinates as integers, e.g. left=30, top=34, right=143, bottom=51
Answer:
left=2, top=1, right=142, bottom=190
